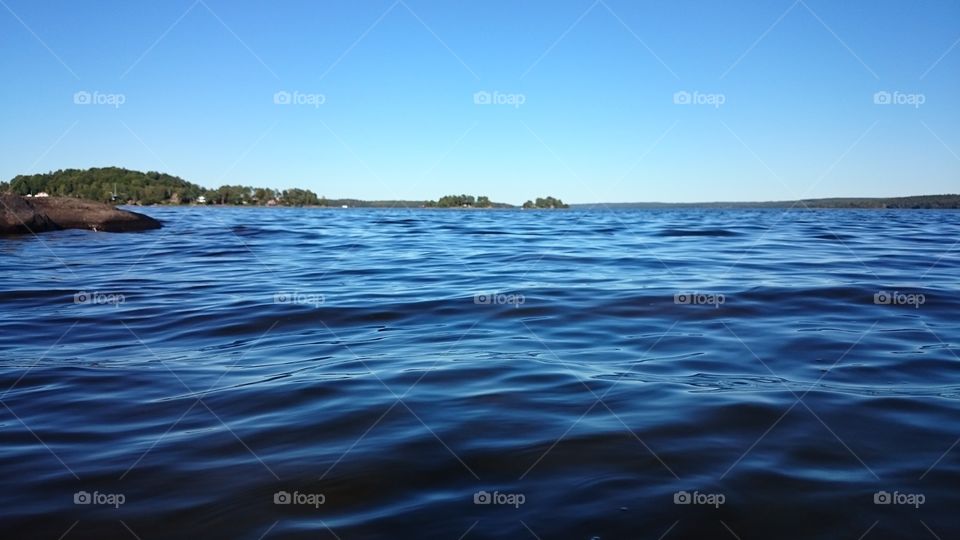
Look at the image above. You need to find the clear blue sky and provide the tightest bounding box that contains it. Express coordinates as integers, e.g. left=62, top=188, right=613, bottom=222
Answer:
left=1, top=0, right=957, bottom=204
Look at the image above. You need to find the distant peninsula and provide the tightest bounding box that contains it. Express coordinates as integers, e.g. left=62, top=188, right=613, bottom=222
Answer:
left=573, top=195, right=960, bottom=210
left=2, top=167, right=567, bottom=209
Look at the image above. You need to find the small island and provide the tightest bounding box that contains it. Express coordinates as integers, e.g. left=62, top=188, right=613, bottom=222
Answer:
left=522, top=196, right=569, bottom=209
left=424, top=194, right=510, bottom=208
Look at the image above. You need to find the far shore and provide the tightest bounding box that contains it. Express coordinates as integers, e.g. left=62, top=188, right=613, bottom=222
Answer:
left=122, top=199, right=960, bottom=210
left=10, top=168, right=957, bottom=210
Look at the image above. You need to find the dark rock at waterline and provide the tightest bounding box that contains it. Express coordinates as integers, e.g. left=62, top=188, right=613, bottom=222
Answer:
left=0, top=194, right=58, bottom=234
left=0, top=195, right=162, bottom=234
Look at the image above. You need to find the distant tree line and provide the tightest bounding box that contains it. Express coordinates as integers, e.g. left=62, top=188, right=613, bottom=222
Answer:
left=522, top=196, right=568, bottom=209
left=5, top=167, right=323, bottom=207
left=424, top=194, right=567, bottom=209
left=2, top=168, right=577, bottom=209
left=796, top=195, right=960, bottom=209
left=574, top=195, right=960, bottom=210
left=426, top=194, right=494, bottom=208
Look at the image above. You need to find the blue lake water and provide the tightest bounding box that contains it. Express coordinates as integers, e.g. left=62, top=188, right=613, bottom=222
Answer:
left=1, top=207, right=959, bottom=539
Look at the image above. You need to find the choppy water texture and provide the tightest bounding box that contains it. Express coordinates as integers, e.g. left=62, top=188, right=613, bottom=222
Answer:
left=1, top=208, right=959, bottom=539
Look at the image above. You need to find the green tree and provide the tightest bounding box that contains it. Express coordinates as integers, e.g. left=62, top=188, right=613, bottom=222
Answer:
left=253, top=187, right=276, bottom=204
left=280, top=188, right=320, bottom=206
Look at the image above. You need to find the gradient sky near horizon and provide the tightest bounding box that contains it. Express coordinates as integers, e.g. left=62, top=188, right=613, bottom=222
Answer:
left=1, top=0, right=958, bottom=204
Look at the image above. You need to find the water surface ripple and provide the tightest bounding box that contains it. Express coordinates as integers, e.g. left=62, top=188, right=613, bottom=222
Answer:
left=1, top=208, right=959, bottom=539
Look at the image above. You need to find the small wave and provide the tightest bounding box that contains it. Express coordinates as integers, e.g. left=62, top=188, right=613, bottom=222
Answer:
left=813, top=232, right=854, bottom=241
left=657, top=228, right=740, bottom=237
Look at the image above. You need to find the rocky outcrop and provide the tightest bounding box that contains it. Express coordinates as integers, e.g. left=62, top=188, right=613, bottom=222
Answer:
left=0, top=195, right=162, bottom=234
left=0, top=194, right=59, bottom=234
